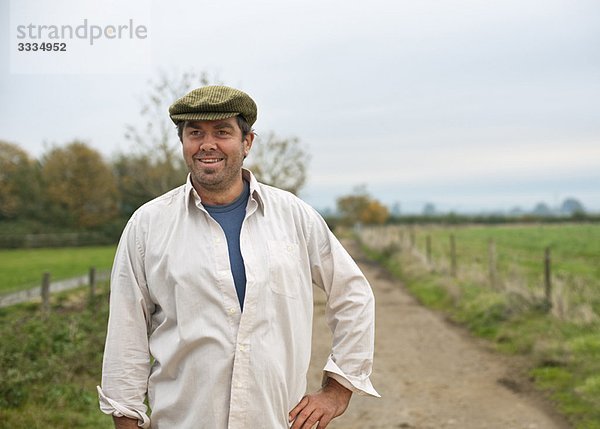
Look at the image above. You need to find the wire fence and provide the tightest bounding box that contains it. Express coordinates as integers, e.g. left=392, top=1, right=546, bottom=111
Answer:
left=356, top=224, right=600, bottom=324
left=0, top=267, right=110, bottom=309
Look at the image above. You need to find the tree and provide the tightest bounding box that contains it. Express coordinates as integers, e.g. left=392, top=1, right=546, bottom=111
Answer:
left=112, top=154, right=157, bottom=218
left=337, top=194, right=371, bottom=226
left=0, top=141, right=40, bottom=220
left=390, top=202, right=402, bottom=217
left=246, top=132, right=309, bottom=195
left=532, top=202, right=552, bottom=217
left=360, top=200, right=390, bottom=224
left=560, top=198, right=585, bottom=216
left=423, top=203, right=436, bottom=216
left=41, top=141, right=118, bottom=228
left=336, top=185, right=389, bottom=226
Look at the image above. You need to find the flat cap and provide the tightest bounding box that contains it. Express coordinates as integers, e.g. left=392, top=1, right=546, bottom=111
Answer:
left=169, top=85, right=257, bottom=126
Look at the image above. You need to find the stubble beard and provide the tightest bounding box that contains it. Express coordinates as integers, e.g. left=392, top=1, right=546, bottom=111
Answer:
left=188, top=152, right=245, bottom=195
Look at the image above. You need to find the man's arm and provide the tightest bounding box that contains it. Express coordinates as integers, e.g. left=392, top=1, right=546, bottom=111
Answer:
left=98, top=218, right=153, bottom=427
left=113, top=416, right=140, bottom=429
left=310, top=220, right=379, bottom=397
left=289, top=377, right=352, bottom=429
left=287, top=205, right=379, bottom=428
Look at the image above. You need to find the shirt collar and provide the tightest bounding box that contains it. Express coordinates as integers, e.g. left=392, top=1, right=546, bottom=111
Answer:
left=184, top=168, right=266, bottom=215
left=242, top=168, right=266, bottom=215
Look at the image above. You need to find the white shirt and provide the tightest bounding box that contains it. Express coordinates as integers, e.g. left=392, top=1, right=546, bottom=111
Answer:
left=98, top=170, right=379, bottom=428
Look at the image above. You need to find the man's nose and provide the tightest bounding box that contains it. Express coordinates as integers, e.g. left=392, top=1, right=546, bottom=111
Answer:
left=198, top=136, right=218, bottom=151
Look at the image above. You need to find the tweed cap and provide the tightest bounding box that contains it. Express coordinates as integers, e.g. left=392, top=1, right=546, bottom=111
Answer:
left=169, top=85, right=257, bottom=126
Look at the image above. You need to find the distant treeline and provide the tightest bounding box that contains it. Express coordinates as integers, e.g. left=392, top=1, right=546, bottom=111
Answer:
left=385, top=212, right=600, bottom=225
left=322, top=212, right=600, bottom=233
left=1, top=139, right=188, bottom=247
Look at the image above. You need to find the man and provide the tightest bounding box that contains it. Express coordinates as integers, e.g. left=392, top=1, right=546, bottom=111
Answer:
left=98, top=85, right=379, bottom=429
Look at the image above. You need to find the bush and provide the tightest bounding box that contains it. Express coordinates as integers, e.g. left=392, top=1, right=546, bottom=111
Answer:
left=0, top=289, right=111, bottom=427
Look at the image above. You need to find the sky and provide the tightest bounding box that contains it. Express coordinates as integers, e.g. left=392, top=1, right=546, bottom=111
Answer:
left=1, top=0, right=599, bottom=214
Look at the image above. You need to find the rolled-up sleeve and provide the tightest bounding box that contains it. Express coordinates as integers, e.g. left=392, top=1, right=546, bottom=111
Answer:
left=98, top=217, right=154, bottom=427
left=309, top=215, right=380, bottom=398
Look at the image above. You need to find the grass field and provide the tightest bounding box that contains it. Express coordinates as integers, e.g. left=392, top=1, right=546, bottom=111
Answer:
left=415, top=223, right=600, bottom=281
left=381, top=223, right=600, bottom=319
left=0, top=245, right=117, bottom=295
left=358, top=222, right=600, bottom=428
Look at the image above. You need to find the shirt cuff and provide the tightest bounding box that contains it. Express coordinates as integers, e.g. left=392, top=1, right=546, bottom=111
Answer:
left=323, top=356, right=381, bottom=398
left=97, top=386, right=151, bottom=428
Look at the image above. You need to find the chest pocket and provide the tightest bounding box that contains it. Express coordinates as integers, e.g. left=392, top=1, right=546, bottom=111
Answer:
left=267, top=240, right=300, bottom=299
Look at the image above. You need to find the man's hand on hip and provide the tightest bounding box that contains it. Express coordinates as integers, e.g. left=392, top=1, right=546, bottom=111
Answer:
left=289, top=377, right=352, bottom=429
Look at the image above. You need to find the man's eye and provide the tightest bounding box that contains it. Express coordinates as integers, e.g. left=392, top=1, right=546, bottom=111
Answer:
left=217, top=130, right=230, bottom=136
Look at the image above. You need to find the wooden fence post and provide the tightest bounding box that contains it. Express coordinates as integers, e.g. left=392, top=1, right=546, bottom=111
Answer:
left=89, top=266, right=97, bottom=302
left=426, top=235, right=432, bottom=265
left=41, top=272, right=51, bottom=314
left=488, top=239, right=497, bottom=289
left=544, top=247, right=552, bottom=310
left=450, top=234, right=457, bottom=277
left=409, top=227, right=416, bottom=249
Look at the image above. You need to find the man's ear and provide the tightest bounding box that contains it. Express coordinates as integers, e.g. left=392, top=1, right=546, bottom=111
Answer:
left=243, top=132, right=255, bottom=157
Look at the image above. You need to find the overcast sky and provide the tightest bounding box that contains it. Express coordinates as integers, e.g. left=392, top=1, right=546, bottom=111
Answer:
left=1, top=0, right=599, bottom=213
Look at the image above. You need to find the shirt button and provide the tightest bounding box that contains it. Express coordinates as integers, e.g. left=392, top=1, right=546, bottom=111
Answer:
left=239, top=345, right=246, bottom=352
left=228, top=308, right=236, bottom=314
left=215, top=238, right=222, bottom=244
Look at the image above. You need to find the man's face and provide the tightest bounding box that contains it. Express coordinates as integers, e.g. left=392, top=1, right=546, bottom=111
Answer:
left=181, top=117, right=253, bottom=197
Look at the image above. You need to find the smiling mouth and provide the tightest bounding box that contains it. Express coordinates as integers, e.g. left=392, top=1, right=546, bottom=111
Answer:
left=197, top=157, right=224, bottom=164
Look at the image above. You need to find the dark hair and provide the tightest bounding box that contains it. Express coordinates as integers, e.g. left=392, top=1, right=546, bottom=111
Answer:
left=176, top=115, right=253, bottom=142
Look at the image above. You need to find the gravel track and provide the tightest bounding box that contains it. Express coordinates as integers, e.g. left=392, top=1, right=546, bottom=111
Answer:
left=306, top=239, right=571, bottom=429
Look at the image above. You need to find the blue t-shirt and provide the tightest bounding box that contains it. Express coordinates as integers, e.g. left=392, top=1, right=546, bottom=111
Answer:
left=204, top=181, right=250, bottom=311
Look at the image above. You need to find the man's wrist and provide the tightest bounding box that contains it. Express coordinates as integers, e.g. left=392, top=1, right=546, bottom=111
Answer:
left=113, top=415, right=139, bottom=429
left=323, top=376, right=353, bottom=398
left=323, top=371, right=356, bottom=394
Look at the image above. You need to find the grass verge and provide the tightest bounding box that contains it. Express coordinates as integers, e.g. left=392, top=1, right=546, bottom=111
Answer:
left=0, top=285, right=113, bottom=428
left=0, top=245, right=116, bottom=295
left=361, top=242, right=600, bottom=429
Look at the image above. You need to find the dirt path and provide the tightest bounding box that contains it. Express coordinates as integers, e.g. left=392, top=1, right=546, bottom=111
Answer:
left=307, top=239, right=571, bottom=429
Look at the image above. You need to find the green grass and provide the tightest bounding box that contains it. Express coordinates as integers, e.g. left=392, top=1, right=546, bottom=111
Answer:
left=359, top=223, right=600, bottom=428
left=0, top=286, right=114, bottom=428
left=416, top=223, right=600, bottom=275
left=411, top=223, right=600, bottom=315
left=0, top=245, right=117, bottom=295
